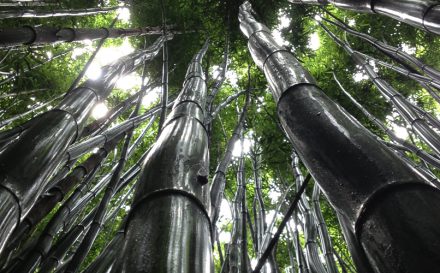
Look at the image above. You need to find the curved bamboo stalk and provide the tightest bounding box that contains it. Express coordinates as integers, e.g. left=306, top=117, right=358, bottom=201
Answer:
left=311, top=184, right=340, bottom=273
left=289, top=0, right=440, bottom=35
left=63, top=135, right=132, bottom=273
left=319, top=14, right=440, bottom=83
left=334, top=72, right=440, bottom=172
left=0, top=25, right=166, bottom=48
left=321, top=23, right=440, bottom=156
left=210, top=90, right=250, bottom=226
left=63, top=77, right=149, bottom=272
left=67, top=106, right=160, bottom=160
left=0, top=6, right=119, bottom=19
left=205, top=36, right=229, bottom=141
left=0, top=34, right=171, bottom=256
left=239, top=2, right=440, bottom=272
left=356, top=51, right=440, bottom=105
left=206, top=36, right=229, bottom=116
left=12, top=144, right=114, bottom=273
left=291, top=154, right=327, bottom=273
left=111, top=41, right=213, bottom=273
left=0, top=140, right=116, bottom=261
left=0, top=94, right=62, bottom=128
left=38, top=160, right=142, bottom=273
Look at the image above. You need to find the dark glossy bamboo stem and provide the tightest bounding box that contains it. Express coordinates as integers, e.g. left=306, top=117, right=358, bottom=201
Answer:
left=111, top=41, right=213, bottom=273
left=210, top=90, right=250, bottom=226
left=0, top=25, right=165, bottom=48
left=0, top=6, right=119, bottom=19
left=289, top=0, right=440, bottom=35
left=0, top=34, right=171, bottom=256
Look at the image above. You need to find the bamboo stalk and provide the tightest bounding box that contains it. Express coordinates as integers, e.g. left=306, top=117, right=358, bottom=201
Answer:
left=210, top=90, right=250, bottom=226
left=63, top=71, right=150, bottom=272
left=319, top=13, right=440, bottom=83
left=321, top=23, right=440, bottom=156
left=334, top=72, right=440, bottom=172
left=0, top=6, right=119, bottom=19
left=0, top=34, right=171, bottom=256
left=312, top=184, right=340, bottom=273
left=289, top=0, right=440, bottom=35
left=0, top=25, right=166, bottom=48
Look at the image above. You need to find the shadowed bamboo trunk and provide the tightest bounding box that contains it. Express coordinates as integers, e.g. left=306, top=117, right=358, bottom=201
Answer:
left=111, top=41, right=213, bottom=273
left=0, top=137, right=119, bottom=262
left=0, top=6, right=119, bottom=19
left=0, top=34, right=171, bottom=256
left=0, top=25, right=167, bottom=48
left=291, top=154, right=328, bottom=273
left=288, top=0, right=440, bottom=35
left=239, top=2, right=440, bottom=273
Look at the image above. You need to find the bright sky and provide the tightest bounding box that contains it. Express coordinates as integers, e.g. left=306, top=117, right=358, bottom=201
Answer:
left=386, top=112, right=410, bottom=140
left=118, top=7, right=131, bottom=24
left=271, top=10, right=291, bottom=47
left=142, top=86, right=162, bottom=108
left=92, top=102, right=109, bottom=119
left=391, top=123, right=409, bottom=139
left=232, top=138, right=252, bottom=157
left=85, top=38, right=136, bottom=81
left=401, top=43, right=416, bottom=55
left=308, top=32, right=321, bottom=51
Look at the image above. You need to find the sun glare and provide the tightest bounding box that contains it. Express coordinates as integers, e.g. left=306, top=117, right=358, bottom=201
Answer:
left=92, top=103, right=109, bottom=119
left=353, top=71, right=368, bottom=82
left=232, top=138, right=252, bottom=157
left=116, top=73, right=142, bottom=90
left=226, top=70, right=239, bottom=88
left=142, top=87, right=161, bottom=107
left=391, top=124, right=409, bottom=140
left=401, top=43, right=416, bottom=55
left=308, top=32, right=320, bottom=51
left=85, top=39, right=135, bottom=81
left=118, top=7, right=131, bottom=24
left=86, top=64, right=102, bottom=80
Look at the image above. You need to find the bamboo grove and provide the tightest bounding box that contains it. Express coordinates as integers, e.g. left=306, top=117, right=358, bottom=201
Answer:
left=0, top=0, right=440, bottom=272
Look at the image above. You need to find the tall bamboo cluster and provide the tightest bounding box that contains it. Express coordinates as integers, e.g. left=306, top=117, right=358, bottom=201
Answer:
left=287, top=0, right=440, bottom=35
left=239, top=2, right=440, bottom=273
left=0, top=32, right=172, bottom=257
left=1, top=0, right=440, bottom=272
left=110, top=41, right=213, bottom=272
